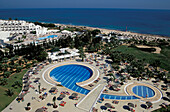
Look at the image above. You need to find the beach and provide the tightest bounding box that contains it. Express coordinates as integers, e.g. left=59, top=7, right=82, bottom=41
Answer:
left=55, top=23, right=170, bottom=39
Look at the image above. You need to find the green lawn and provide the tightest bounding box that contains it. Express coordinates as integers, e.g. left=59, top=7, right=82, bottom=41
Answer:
left=0, top=69, right=28, bottom=111
left=152, top=105, right=170, bottom=112
left=113, top=45, right=170, bottom=71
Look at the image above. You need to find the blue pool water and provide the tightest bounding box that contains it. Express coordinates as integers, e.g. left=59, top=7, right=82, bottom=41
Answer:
left=38, top=35, right=57, bottom=40
left=133, top=86, right=155, bottom=98
left=50, top=64, right=139, bottom=100
left=50, top=64, right=92, bottom=95
left=100, top=94, right=139, bottom=100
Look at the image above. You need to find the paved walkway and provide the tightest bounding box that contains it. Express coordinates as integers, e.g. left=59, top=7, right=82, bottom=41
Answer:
left=76, top=84, right=106, bottom=112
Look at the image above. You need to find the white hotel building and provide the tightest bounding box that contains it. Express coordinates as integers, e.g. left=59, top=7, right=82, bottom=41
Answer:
left=0, top=20, right=47, bottom=42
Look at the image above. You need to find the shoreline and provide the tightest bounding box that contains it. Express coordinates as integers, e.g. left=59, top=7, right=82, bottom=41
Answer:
left=54, top=23, right=170, bottom=39
left=1, top=18, right=170, bottom=39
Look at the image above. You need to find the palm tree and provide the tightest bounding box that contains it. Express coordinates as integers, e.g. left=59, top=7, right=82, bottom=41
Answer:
left=26, top=102, right=31, bottom=110
left=79, top=47, right=86, bottom=61
left=0, top=78, right=8, bottom=85
left=53, top=96, right=57, bottom=108
left=16, top=66, right=22, bottom=73
left=3, top=71, right=11, bottom=78
left=5, top=89, right=14, bottom=96
left=38, top=83, right=41, bottom=94
left=18, top=60, right=24, bottom=66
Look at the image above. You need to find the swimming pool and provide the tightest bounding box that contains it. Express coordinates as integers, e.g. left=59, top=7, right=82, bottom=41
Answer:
left=50, top=64, right=92, bottom=94
left=132, top=86, right=155, bottom=98
left=100, top=94, right=139, bottom=100
left=50, top=64, right=140, bottom=100
left=38, top=35, right=57, bottom=40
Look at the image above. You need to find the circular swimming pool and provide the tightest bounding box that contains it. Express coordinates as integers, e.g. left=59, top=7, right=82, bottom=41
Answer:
left=49, top=64, right=140, bottom=100
left=132, top=86, right=155, bottom=98
left=50, top=64, right=93, bottom=94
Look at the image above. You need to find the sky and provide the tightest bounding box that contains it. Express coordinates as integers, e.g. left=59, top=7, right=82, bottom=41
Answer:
left=0, top=0, right=170, bottom=9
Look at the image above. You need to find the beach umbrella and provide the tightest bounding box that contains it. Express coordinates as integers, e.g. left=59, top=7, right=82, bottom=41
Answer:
left=23, top=86, right=29, bottom=91
left=59, top=94, right=66, bottom=99
left=166, top=83, right=170, bottom=88
left=146, top=101, right=152, bottom=107
left=105, top=103, right=112, bottom=108
left=128, top=103, right=135, bottom=108
left=24, top=83, right=30, bottom=87
left=53, top=110, right=59, bottom=112
left=35, top=108, right=45, bottom=112
left=18, top=94, right=25, bottom=99
left=23, top=80, right=28, bottom=83
left=155, top=78, right=160, bottom=82
left=35, top=77, right=40, bottom=81
left=51, top=87, right=57, bottom=90
left=23, top=78, right=29, bottom=81
left=71, top=93, right=78, bottom=98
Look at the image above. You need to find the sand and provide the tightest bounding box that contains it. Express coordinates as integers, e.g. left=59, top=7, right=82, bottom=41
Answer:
left=55, top=23, right=170, bottom=39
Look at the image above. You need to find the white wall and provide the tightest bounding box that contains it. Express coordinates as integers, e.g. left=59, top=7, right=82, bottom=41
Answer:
left=0, top=31, right=10, bottom=42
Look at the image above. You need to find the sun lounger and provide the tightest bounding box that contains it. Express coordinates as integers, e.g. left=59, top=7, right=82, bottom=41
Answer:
left=88, top=84, right=94, bottom=87
left=92, top=107, right=98, bottom=112
left=112, top=100, right=119, bottom=104
left=114, top=88, right=120, bottom=91
left=59, top=101, right=66, bottom=106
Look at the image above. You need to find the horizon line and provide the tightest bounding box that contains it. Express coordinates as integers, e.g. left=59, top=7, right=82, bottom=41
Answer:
left=0, top=8, right=170, bottom=10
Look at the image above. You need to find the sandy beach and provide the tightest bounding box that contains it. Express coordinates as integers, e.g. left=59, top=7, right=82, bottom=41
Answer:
left=55, top=23, right=170, bottom=39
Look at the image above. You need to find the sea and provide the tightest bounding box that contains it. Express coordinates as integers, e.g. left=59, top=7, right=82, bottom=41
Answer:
left=0, top=8, right=170, bottom=37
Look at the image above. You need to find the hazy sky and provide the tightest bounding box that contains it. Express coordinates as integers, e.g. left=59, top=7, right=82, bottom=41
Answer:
left=0, top=0, right=170, bottom=9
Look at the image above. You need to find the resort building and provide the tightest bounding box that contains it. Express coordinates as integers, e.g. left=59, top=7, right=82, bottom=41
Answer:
left=48, top=48, right=80, bottom=61
left=0, top=20, right=47, bottom=42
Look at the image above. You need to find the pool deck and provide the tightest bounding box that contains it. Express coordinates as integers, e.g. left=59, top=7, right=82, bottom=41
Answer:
left=43, top=61, right=99, bottom=89
left=76, top=84, right=106, bottom=112
left=2, top=55, right=169, bottom=112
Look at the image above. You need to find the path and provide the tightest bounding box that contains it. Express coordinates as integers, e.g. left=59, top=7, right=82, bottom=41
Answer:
left=76, top=84, right=106, bottom=112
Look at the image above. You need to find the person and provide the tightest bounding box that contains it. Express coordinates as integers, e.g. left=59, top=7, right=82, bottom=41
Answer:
left=135, top=104, right=137, bottom=107
left=146, top=95, right=148, bottom=98
left=102, top=97, right=104, bottom=101
left=9, top=105, right=13, bottom=110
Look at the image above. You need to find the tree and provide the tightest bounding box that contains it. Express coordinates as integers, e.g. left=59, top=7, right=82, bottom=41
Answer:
left=8, top=18, right=12, bottom=20
left=0, top=78, right=8, bottom=85
left=36, top=51, right=48, bottom=62
left=25, top=63, right=31, bottom=68
left=26, top=102, right=31, bottom=110
left=18, top=60, right=24, bottom=66
left=38, top=83, right=41, bottom=94
left=13, top=81, right=22, bottom=88
left=16, top=66, right=22, bottom=73
left=5, top=89, right=14, bottom=96
left=150, top=60, right=161, bottom=68
left=79, top=47, right=86, bottom=61
left=91, top=29, right=101, bottom=37
left=3, top=71, right=11, bottom=78
left=52, top=96, right=57, bottom=108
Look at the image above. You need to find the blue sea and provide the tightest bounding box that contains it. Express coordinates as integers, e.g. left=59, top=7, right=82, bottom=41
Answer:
left=0, top=8, right=170, bottom=37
